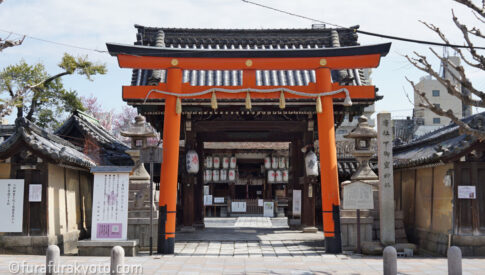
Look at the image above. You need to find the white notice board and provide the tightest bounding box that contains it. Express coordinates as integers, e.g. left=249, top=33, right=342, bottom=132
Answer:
left=91, top=172, right=130, bottom=240
left=458, top=185, right=476, bottom=199
left=231, top=201, right=246, bottom=212
left=28, top=184, right=42, bottom=202
left=204, top=195, right=213, bottom=206
left=292, top=190, right=302, bottom=216
left=263, top=202, right=274, bottom=217
left=0, top=179, right=25, bottom=232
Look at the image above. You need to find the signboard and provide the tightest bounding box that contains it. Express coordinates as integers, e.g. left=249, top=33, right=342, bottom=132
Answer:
left=204, top=195, right=213, bottom=206
left=0, top=179, right=24, bottom=232
left=203, top=185, right=210, bottom=195
left=263, top=202, right=274, bottom=217
left=292, top=190, right=302, bottom=216
left=214, top=197, right=224, bottom=204
left=91, top=172, right=130, bottom=240
left=258, top=199, right=264, bottom=207
left=343, top=181, right=374, bottom=210
left=458, top=185, right=476, bottom=199
left=28, top=184, right=42, bottom=202
left=231, top=201, right=246, bottom=212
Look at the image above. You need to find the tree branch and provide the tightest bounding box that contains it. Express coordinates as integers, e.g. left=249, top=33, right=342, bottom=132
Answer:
left=454, top=0, right=485, bottom=18
left=452, top=10, right=485, bottom=68
left=405, top=52, right=485, bottom=108
left=0, top=35, right=25, bottom=52
left=408, top=77, right=485, bottom=141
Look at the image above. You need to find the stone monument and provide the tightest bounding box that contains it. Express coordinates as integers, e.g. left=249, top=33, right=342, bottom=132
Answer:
left=121, top=115, right=159, bottom=250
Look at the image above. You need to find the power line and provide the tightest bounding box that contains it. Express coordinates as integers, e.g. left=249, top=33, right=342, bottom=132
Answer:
left=0, top=28, right=108, bottom=54
left=241, top=0, right=485, bottom=50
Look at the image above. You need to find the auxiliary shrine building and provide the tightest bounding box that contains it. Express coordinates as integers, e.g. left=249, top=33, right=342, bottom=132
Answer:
left=108, top=25, right=390, bottom=253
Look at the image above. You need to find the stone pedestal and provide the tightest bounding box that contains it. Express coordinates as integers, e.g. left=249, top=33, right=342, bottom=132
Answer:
left=126, top=150, right=159, bottom=251
left=340, top=209, right=374, bottom=251
left=78, top=240, right=138, bottom=256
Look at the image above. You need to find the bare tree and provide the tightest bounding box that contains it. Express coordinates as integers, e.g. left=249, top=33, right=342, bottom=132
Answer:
left=406, top=0, right=485, bottom=140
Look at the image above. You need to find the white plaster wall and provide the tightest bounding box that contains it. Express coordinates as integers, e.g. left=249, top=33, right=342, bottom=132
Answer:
left=47, top=164, right=67, bottom=236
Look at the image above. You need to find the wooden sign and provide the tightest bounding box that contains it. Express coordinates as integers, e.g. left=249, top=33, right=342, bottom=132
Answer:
left=292, top=190, right=302, bottom=216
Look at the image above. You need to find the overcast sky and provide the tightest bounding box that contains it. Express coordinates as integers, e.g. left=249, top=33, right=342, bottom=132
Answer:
left=1, top=0, right=483, bottom=123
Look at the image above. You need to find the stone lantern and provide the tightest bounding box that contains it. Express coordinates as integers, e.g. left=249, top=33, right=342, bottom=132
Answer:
left=121, top=115, right=159, bottom=250
left=344, top=115, right=378, bottom=181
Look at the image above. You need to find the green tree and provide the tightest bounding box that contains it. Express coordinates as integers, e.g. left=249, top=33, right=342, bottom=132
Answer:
left=0, top=53, right=106, bottom=128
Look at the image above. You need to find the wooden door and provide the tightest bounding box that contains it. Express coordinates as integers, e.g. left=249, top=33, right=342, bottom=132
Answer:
left=454, top=162, right=485, bottom=235
left=16, top=168, right=47, bottom=236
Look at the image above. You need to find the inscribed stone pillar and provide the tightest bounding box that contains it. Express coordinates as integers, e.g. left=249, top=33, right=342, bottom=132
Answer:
left=377, top=112, right=395, bottom=245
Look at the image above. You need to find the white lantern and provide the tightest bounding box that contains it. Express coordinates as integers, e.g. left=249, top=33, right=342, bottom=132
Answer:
left=222, top=157, right=230, bottom=169
left=305, top=151, right=319, bottom=176
left=271, top=156, right=278, bottom=169
left=279, top=157, right=286, bottom=169
left=205, top=156, right=213, bottom=168
left=186, top=150, right=199, bottom=174
left=264, top=156, right=271, bottom=169
left=213, top=157, right=220, bottom=169
left=230, top=156, right=237, bottom=168
left=228, top=169, right=236, bottom=181
left=267, top=170, right=275, bottom=183
left=275, top=170, right=283, bottom=182
left=205, top=170, right=212, bottom=182
left=282, top=170, right=289, bottom=182
left=212, top=169, right=220, bottom=182
left=220, top=169, right=228, bottom=181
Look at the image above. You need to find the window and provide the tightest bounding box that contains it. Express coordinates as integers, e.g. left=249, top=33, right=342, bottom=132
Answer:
left=433, top=117, right=441, bottom=124
left=432, top=90, right=440, bottom=97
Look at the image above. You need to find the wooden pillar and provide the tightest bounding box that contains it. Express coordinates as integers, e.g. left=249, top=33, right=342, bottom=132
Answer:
left=194, top=138, right=205, bottom=228
left=316, top=67, right=342, bottom=254
left=158, top=67, right=182, bottom=254
left=182, top=130, right=196, bottom=229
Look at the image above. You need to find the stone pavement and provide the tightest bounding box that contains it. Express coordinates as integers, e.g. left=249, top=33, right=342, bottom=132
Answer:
left=1, top=253, right=485, bottom=274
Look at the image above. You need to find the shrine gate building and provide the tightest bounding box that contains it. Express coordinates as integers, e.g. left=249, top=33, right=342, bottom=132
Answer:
left=107, top=26, right=390, bottom=254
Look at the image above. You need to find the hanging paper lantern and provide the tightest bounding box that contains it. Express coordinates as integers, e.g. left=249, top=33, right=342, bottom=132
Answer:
left=264, top=156, right=271, bottom=169
left=220, top=169, right=228, bottom=181
left=279, top=157, right=286, bottom=169
left=271, top=156, right=278, bottom=169
left=205, top=170, right=212, bottom=182
left=230, top=156, right=237, bottom=168
left=213, top=157, right=220, bottom=169
left=267, top=170, right=275, bottom=183
left=305, top=151, right=319, bottom=176
left=186, top=150, right=199, bottom=174
left=228, top=169, right=236, bottom=181
left=205, top=156, right=213, bottom=168
left=276, top=170, right=283, bottom=182
left=212, top=169, right=220, bottom=182
left=222, top=156, right=230, bottom=169
left=282, top=170, right=289, bottom=182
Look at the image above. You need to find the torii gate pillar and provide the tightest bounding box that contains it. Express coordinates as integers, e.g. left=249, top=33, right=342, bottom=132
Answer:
left=158, top=67, right=182, bottom=254
left=316, top=68, right=342, bottom=253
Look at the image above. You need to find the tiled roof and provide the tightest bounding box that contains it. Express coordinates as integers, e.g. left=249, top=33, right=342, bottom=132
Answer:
left=393, top=112, right=485, bottom=168
left=130, top=25, right=369, bottom=88
left=0, top=118, right=95, bottom=168
left=55, top=111, right=133, bottom=166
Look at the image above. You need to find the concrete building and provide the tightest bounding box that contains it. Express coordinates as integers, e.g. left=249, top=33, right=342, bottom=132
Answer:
left=413, top=56, right=472, bottom=128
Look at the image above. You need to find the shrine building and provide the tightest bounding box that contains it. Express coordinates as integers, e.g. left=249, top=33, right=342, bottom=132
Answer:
left=107, top=25, right=390, bottom=254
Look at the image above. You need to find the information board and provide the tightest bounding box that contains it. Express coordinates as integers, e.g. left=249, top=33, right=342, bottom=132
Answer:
left=204, top=195, right=213, bottom=206
left=231, top=201, right=246, bottom=212
left=91, top=172, right=130, bottom=240
left=263, top=202, right=274, bottom=217
left=458, top=185, right=476, bottom=199
left=28, top=184, right=42, bottom=202
left=343, top=181, right=374, bottom=210
left=0, top=179, right=25, bottom=232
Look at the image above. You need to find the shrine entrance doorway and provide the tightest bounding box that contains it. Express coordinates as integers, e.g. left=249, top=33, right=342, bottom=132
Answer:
left=107, top=41, right=390, bottom=254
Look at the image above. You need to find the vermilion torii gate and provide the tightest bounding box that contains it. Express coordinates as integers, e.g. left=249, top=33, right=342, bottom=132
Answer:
left=107, top=42, right=391, bottom=254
